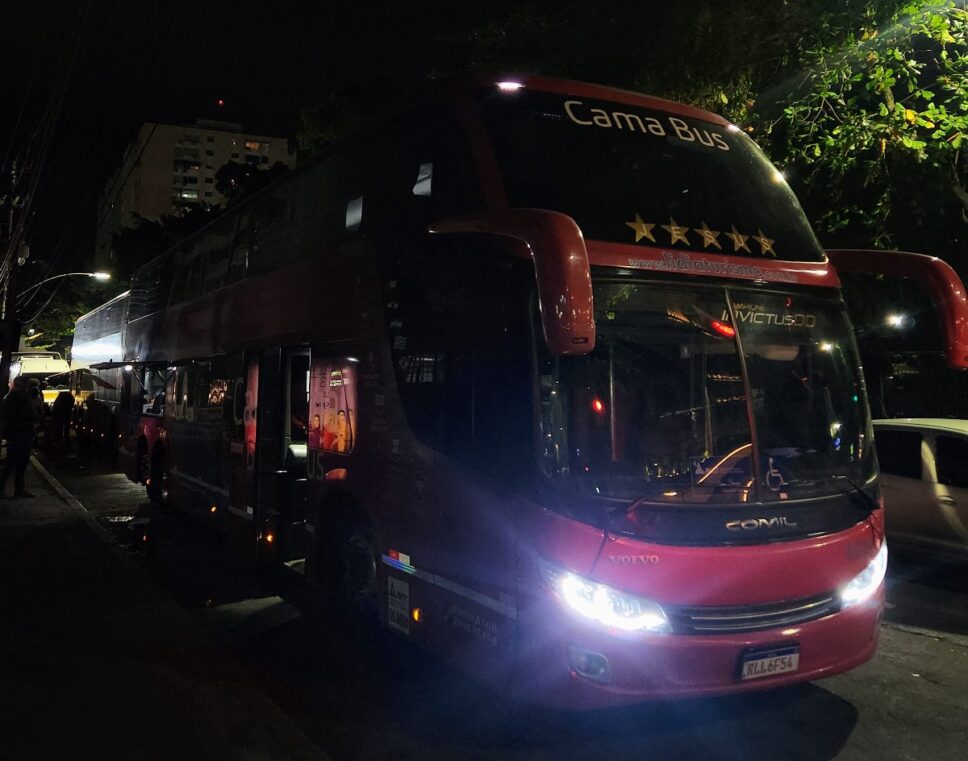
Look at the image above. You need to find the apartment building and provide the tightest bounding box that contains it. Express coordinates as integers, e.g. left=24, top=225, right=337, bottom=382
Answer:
left=95, top=119, right=294, bottom=267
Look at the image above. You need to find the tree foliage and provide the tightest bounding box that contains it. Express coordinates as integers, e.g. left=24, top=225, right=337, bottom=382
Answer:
left=214, top=160, right=290, bottom=204
left=761, top=1, right=968, bottom=257
left=442, top=0, right=967, bottom=263
left=449, top=1, right=889, bottom=120
left=20, top=277, right=110, bottom=357
left=112, top=205, right=218, bottom=281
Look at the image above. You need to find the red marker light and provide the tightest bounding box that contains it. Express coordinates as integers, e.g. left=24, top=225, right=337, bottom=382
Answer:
left=217, top=98, right=225, bottom=108
left=592, top=398, right=605, bottom=414
left=711, top=320, right=736, bottom=338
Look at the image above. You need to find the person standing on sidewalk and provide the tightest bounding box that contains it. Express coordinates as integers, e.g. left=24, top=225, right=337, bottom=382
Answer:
left=0, top=377, right=38, bottom=498
left=27, top=379, right=48, bottom=449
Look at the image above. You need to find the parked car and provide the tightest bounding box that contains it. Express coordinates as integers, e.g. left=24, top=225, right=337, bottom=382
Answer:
left=873, top=418, right=968, bottom=557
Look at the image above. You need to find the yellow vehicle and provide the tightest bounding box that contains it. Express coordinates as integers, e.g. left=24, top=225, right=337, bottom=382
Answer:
left=42, top=368, right=99, bottom=406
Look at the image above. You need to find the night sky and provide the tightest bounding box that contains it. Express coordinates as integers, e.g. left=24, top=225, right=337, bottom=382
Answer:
left=0, top=0, right=520, bottom=285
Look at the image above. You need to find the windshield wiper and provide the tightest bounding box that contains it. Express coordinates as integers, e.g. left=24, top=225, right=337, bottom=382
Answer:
left=830, top=475, right=879, bottom=513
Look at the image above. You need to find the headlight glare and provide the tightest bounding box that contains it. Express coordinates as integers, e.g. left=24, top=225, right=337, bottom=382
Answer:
left=839, top=541, right=888, bottom=608
left=545, top=562, right=670, bottom=633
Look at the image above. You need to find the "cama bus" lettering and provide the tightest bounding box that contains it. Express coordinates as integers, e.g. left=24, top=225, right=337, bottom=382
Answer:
left=563, top=99, right=730, bottom=151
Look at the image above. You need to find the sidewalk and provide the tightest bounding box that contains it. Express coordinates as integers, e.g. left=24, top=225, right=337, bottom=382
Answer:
left=0, top=460, right=328, bottom=761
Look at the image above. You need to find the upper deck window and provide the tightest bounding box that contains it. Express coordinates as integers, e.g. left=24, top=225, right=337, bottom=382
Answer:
left=480, top=89, right=824, bottom=263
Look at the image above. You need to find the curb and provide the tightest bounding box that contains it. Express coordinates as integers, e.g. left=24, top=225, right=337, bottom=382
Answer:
left=30, top=455, right=151, bottom=580
left=882, top=621, right=968, bottom=649
left=28, top=455, right=331, bottom=761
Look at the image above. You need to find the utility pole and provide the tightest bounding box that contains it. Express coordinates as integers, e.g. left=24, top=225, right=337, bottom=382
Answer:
left=0, top=160, right=21, bottom=394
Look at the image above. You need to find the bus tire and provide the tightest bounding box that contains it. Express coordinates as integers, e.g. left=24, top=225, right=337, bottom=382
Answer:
left=315, top=506, right=378, bottom=625
left=146, top=446, right=166, bottom=505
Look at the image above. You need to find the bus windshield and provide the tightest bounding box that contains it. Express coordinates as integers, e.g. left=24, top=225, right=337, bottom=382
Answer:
left=537, top=282, right=873, bottom=504
left=480, top=88, right=824, bottom=263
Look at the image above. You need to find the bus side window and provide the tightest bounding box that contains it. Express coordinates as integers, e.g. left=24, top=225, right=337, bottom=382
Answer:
left=226, top=227, right=250, bottom=285
left=183, top=369, right=196, bottom=422
left=120, top=370, right=132, bottom=412
left=194, top=368, right=212, bottom=410
left=165, top=370, right=179, bottom=420
left=146, top=369, right=166, bottom=414
left=390, top=236, right=532, bottom=475
left=167, top=368, right=190, bottom=421
left=223, top=377, right=246, bottom=439
left=287, top=354, right=310, bottom=444
left=185, top=368, right=196, bottom=408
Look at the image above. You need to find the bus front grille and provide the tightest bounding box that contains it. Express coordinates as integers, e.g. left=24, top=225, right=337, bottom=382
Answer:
left=668, top=593, right=840, bottom=634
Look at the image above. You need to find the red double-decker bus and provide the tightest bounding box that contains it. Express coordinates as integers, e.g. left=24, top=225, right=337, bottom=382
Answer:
left=97, top=74, right=968, bottom=706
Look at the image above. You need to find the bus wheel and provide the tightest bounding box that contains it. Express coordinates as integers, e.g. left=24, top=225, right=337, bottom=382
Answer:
left=146, top=449, right=166, bottom=505
left=331, top=516, right=378, bottom=623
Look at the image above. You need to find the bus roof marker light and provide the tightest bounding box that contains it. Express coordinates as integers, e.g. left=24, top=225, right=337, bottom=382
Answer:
left=497, top=81, right=524, bottom=92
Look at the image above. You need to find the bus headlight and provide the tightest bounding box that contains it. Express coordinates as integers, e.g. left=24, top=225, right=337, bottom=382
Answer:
left=839, top=542, right=888, bottom=609
left=542, top=562, right=671, bottom=633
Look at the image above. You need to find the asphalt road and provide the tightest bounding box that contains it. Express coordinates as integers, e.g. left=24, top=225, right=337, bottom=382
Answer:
left=40, top=451, right=968, bottom=761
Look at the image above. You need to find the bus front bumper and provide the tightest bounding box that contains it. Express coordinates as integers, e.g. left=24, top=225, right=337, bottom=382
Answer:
left=512, top=586, right=883, bottom=707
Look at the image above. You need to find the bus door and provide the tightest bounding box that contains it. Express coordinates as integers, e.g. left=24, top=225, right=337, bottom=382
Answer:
left=429, top=345, right=527, bottom=678
left=227, top=355, right=259, bottom=524
left=254, top=347, right=312, bottom=562
left=418, top=241, right=530, bottom=674
left=305, top=353, right=368, bottom=568
left=305, top=354, right=358, bottom=489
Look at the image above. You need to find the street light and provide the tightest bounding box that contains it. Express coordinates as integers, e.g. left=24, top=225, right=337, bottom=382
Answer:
left=16, top=271, right=111, bottom=303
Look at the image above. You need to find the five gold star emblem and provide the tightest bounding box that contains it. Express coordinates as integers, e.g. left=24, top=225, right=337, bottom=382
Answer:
left=624, top=213, right=656, bottom=244
left=662, top=217, right=690, bottom=246
left=754, top=229, right=776, bottom=257
left=726, top=225, right=751, bottom=254
left=625, top=216, right=775, bottom=258
left=694, top=221, right=722, bottom=250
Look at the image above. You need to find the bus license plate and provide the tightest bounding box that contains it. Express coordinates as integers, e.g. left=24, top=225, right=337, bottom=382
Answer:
left=740, top=645, right=800, bottom=681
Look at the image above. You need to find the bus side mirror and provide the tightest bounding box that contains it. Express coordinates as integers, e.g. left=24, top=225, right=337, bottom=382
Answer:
left=827, top=249, right=968, bottom=370
left=429, top=209, right=595, bottom=355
